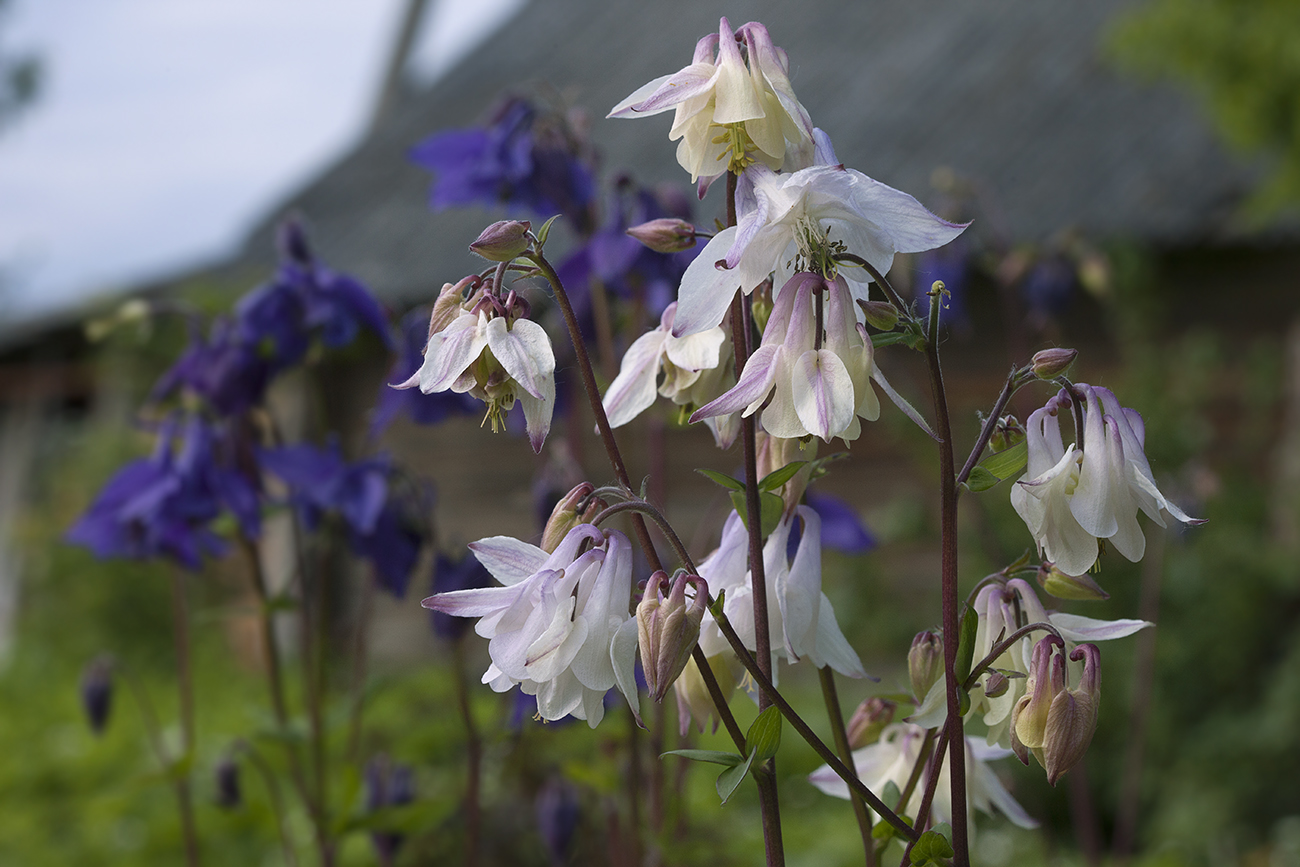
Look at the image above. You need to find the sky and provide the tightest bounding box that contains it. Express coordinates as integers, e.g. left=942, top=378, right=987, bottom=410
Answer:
left=0, top=0, right=524, bottom=324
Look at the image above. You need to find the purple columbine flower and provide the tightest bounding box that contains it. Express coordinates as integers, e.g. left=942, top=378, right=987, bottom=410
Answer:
left=365, top=755, right=415, bottom=866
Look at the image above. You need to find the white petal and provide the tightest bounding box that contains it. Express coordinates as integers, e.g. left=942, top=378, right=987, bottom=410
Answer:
left=1049, top=613, right=1152, bottom=643
left=468, top=536, right=548, bottom=585
left=673, top=228, right=742, bottom=337
left=610, top=617, right=643, bottom=727
left=486, top=317, right=554, bottom=401
left=792, top=349, right=856, bottom=443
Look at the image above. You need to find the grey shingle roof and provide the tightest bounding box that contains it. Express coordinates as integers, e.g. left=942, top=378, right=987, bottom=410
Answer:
left=235, top=0, right=1262, bottom=307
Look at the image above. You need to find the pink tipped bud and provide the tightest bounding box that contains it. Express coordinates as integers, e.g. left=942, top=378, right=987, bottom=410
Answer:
left=637, top=572, right=706, bottom=703
left=539, top=483, right=604, bottom=554
left=626, top=218, right=697, bottom=254
left=1043, top=644, right=1101, bottom=786
left=470, top=220, right=531, bottom=261
left=846, top=697, right=897, bottom=749
left=1031, top=347, right=1078, bottom=380
left=1037, top=563, right=1110, bottom=601
left=858, top=299, right=900, bottom=331
left=909, top=630, right=944, bottom=702
left=1011, top=635, right=1066, bottom=766
left=429, top=275, right=479, bottom=338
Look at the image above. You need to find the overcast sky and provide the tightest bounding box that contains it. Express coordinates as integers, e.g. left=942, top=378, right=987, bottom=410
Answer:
left=0, top=0, right=523, bottom=323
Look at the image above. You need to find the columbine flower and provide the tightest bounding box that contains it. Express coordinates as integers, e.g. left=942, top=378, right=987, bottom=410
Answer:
left=808, top=722, right=1039, bottom=831
left=609, top=18, right=814, bottom=187
left=691, top=272, right=879, bottom=443
left=1010, top=638, right=1101, bottom=785
left=394, top=280, right=556, bottom=452
left=697, top=506, right=866, bottom=682
left=671, top=160, right=967, bottom=337
left=421, top=524, right=638, bottom=727
left=602, top=301, right=738, bottom=447
left=1011, top=384, right=1203, bottom=576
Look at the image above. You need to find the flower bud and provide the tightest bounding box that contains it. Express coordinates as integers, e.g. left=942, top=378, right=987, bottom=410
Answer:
left=988, top=415, right=1025, bottom=454
left=846, top=697, right=896, bottom=748
left=908, top=631, right=943, bottom=702
left=469, top=220, right=531, bottom=261
left=1043, top=644, right=1100, bottom=786
left=1037, top=563, right=1110, bottom=601
left=858, top=299, right=900, bottom=331
left=750, top=277, right=774, bottom=335
left=215, top=755, right=241, bottom=809
left=637, top=572, right=706, bottom=703
left=626, top=218, right=697, bottom=254
left=674, top=652, right=737, bottom=736
left=540, top=483, right=604, bottom=554
left=983, top=671, right=1011, bottom=699
left=1010, top=636, right=1066, bottom=766
left=1031, top=347, right=1078, bottom=381
left=80, top=656, right=114, bottom=736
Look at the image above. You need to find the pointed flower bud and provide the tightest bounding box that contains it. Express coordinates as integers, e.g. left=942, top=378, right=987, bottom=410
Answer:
left=637, top=572, right=707, bottom=703
left=1043, top=644, right=1101, bottom=786
left=1037, top=562, right=1110, bottom=601
left=1010, top=635, right=1066, bottom=766
left=846, top=697, right=897, bottom=749
left=80, top=656, right=114, bottom=736
left=470, top=220, right=531, bottom=261
left=858, top=299, right=900, bottom=331
left=626, top=218, right=697, bottom=254
left=215, top=755, right=242, bottom=809
left=540, top=483, right=604, bottom=554
left=983, top=671, right=1011, bottom=699
left=1031, top=347, right=1078, bottom=380
left=909, top=631, right=944, bottom=702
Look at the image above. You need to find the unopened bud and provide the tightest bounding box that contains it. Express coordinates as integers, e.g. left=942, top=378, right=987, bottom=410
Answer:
left=858, top=300, right=900, bottom=331
left=637, top=572, right=706, bottom=703
left=990, top=415, right=1025, bottom=453
left=846, top=697, right=897, bottom=748
left=626, top=218, right=697, bottom=254
left=1031, top=347, right=1078, bottom=381
left=751, top=277, right=775, bottom=335
left=1043, top=644, right=1101, bottom=786
left=909, top=631, right=943, bottom=701
left=540, top=483, right=604, bottom=553
left=80, top=656, right=114, bottom=736
left=470, top=220, right=531, bottom=261
left=429, top=275, right=479, bottom=337
left=215, top=756, right=241, bottom=809
left=675, top=652, right=737, bottom=736
left=1011, top=636, right=1066, bottom=767
left=1037, top=563, right=1109, bottom=601
left=984, top=671, right=1011, bottom=699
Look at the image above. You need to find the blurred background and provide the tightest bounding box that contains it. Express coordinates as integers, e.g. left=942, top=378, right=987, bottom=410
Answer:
left=1, top=0, right=1298, bottom=864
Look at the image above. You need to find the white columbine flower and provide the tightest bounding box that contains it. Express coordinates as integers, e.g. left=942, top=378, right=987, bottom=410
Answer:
left=808, top=722, right=1039, bottom=832
left=608, top=17, right=814, bottom=187
left=1011, top=384, right=1202, bottom=576
left=691, top=272, right=879, bottom=443
left=696, top=506, right=866, bottom=682
left=395, top=292, right=556, bottom=453
left=670, top=161, right=967, bottom=337
left=601, top=301, right=739, bottom=448
left=421, top=524, right=638, bottom=727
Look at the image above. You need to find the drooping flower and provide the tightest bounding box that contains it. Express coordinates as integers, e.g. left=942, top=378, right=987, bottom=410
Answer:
left=370, top=307, right=479, bottom=438
left=671, top=161, right=967, bottom=337
left=601, top=301, right=737, bottom=447
left=1011, top=384, right=1203, bottom=576
left=1009, top=637, right=1102, bottom=785
left=609, top=18, right=815, bottom=188
left=394, top=280, right=556, bottom=453
left=421, top=524, right=638, bottom=727
left=691, top=272, right=879, bottom=443
left=808, top=722, right=1039, bottom=831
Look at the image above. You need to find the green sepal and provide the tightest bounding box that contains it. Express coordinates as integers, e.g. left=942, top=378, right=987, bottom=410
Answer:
left=980, top=439, right=1028, bottom=481
left=716, top=748, right=757, bottom=805
left=661, top=749, right=745, bottom=767
left=746, top=706, right=782, bottom=762
left=709, top=589, right=726, bottom=619
left=954, top=606, right=978, bottom=686
left=534, top=214, right=561, bottom=250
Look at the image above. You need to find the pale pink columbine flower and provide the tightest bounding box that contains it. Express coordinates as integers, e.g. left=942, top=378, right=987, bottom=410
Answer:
left=421, top=524, right=638, bottom=727
left=808, top=722, right=1039, bottom=832
left=608, top=18, right=814, bottom=187
left=1011, top=384, right=1202, bottom=576
left=696, top=506, right=866, bottom=682
left=691, top=273, right=879, bottom=444
left=670, top=160, right=967, bottom=337
left=395, top=285, right=555, bottom=452
left=601, top=302, right=739, bottom=448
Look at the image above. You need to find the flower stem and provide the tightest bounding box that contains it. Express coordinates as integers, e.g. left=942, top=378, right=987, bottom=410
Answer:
left=899, top=727, right=951, bottom=867
left=170, top=570, right=201, bottom=867
left=452, top=636, right=482, bottom=867
left=955, top=366, right=1025, bottom=487
left=818, top=666, right=874, bottom=867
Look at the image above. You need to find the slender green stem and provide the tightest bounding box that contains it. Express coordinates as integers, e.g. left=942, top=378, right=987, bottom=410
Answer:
left=170, top=570, right=201, bottom=867
left=241, top=742, right=300, bottom=867
left=819, top=667, right=874, bottom=867
left=452, top=637, right=482, bottom=867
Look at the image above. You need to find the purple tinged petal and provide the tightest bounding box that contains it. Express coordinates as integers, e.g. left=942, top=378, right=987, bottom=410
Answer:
left=691, top=344, right=780, bottom=422
left=469, top=535, right=548, bottom=586
left=792, top=349, right=855, bottom=442
left=1049, top=613, right=1152, bottom=643
left=602, top=327, right=668, bottom=428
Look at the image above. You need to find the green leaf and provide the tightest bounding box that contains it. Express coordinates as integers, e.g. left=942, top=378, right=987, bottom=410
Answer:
left=881, top=780, right=902, bottom=810
left=955, top=606, right=978, bottom=686
left=759, top=461, right=807, bottom=492
left=807, top=451, right=849, bottom=480
left=980, top=439, right=1028, bottom=481
left=709, top=589, right=726, bottom=619
left=910, top=828, right=955, bottom=865
left=696, top=468, right=744, bottom=492
left=869, top=331, right=917, bottom=349
left=746, top=706, right=782, bottom=761
left=661, top=749, right=744, bottom=768
left=963, top=465, right=1001, bottom=492
left=729, top=490, right=785, bottom=537
left=534, top=214, right=561, bottom=249
left=715, top=748, right=757, bottom=805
